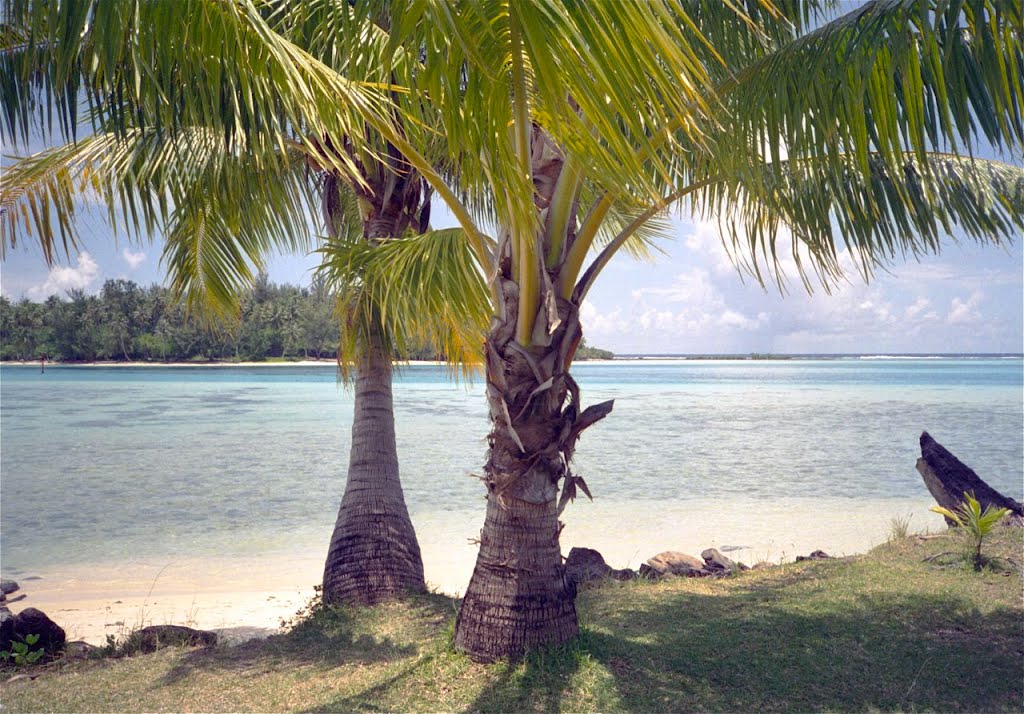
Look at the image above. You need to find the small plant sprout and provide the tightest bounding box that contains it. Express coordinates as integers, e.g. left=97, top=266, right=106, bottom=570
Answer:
left=931, top=492, right=1011, bottom=571
left=1, top=633, right=45, bottom=666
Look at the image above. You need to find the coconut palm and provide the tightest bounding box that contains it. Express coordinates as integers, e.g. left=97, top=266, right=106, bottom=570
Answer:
left=358, top=0, right=1024, bottom=662
left=0, top=0, right=489, bottom=606
left=3, top=0, right=1023, bottom=662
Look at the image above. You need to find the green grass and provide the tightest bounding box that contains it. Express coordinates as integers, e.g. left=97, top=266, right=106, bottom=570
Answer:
left=2, top=529, right=1021, bottom=712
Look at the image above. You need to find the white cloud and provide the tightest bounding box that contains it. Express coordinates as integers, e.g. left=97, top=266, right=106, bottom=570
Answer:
left=947, top=290, right=984, bottom=325
left=904, top=297, right=932, bottom=320
left=26, top=252, right=100, bottom=300
left=122, top=248, right=146, bottom=270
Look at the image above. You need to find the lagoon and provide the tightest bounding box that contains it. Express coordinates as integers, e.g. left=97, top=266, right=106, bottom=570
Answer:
left=1, top=358, right=1021, bottom=642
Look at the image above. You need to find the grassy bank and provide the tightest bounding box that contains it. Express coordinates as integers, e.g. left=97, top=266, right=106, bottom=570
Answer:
left=2, top=528, right=1021, bottom=712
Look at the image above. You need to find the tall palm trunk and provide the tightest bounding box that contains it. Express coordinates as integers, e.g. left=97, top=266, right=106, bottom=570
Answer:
left=322, top=339, right=425, bottom=604
left=321, top=167, right=429, bottom=605
left=454, top=281, right=612, bottom=661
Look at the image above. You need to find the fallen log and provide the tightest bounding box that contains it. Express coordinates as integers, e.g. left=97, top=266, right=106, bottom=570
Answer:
left=916, top=431, right=1023, bottom=525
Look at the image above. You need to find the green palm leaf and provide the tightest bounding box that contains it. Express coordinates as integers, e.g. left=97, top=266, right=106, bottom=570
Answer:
left=317, top=228, right=491, bottom=379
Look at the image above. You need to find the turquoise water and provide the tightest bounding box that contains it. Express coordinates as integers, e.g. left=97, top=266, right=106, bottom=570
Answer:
left=1, top=359, right=1022, bottom=578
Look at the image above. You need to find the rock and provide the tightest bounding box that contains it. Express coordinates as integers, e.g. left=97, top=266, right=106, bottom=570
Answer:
left=917, top=431, right=1023, bottom=525
left=131, top=625, right=217, bottom=653
left=701, top=548, right=738, bottom=572
left=3, top=608, right=66, bottom=657
left=5, top=594, right=26, bottom=604
left=0, top=580, right=19, bottom=595
left=796, top=550, right=831, bottom=562
left=750, top=562, right=774, bottom=571
left=65, top=640, right=100, bottom=659
left=645, top=551, right=707, bottom=577
left=638, top=563, right=662, bottom=579
left=0, top=608, right=13, bottom=649
left=564, top=547, right=636, bottom=586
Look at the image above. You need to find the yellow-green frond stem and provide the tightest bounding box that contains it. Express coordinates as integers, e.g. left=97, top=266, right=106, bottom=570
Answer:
left=514, top=223, right=541, bottom=347
left=574, top=179, right=718, bottom=303
left=557, top=194, right=613, bottom=300
left=544, top=155, right=583, bottom=269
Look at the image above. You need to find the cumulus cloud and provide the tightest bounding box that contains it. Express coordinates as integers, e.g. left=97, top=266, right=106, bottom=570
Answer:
left=26, top=252, right=100, bottom=300
left=122, top=248, right=146, bottom=270
left=947, top=290, right=984, bottom=325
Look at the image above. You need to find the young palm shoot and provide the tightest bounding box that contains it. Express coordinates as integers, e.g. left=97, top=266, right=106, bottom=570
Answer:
left=931, top=492, right=1012, bottom=571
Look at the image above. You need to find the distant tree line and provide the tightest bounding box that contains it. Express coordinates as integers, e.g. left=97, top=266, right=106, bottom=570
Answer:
left=0, top=275, right=347, bottom=363
left=0, top=275, right=616, bottom=363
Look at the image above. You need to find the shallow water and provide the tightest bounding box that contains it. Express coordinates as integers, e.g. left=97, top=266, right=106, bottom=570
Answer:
left=1, top=359, right=1021, bottom=594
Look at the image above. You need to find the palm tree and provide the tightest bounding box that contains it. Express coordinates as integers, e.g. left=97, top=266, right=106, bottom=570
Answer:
left=0, top=0, right=488, bottom=606
left=355, top=0, right=1024, bottom=662
left=4, top=0, right=1023, bottom=662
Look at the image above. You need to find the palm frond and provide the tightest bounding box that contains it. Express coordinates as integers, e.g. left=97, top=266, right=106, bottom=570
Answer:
left=715, top=0, right=1024, bottom=182
left=0, top=125, right=317, bottom=319
left=1, top=0, right=397, bottom=188
left=698, top=153, right=1024, bottom=290
left=317, top=228, right=490, bottom=380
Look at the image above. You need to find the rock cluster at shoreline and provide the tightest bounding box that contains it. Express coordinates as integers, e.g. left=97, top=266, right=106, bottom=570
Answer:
left=1, top=580, right=68, bottom=661
left=566, top=546, right=832, bottom=587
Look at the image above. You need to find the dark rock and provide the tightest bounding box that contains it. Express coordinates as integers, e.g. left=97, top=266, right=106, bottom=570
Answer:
left=638, top=563, right=662, bottom=580
left=65, top=640, right=100, bottom=659
left=750, top=562, right=774, bottom=571
left=5, top=594, right=26, bottom=604
left=22, top=577, right=42, bottom=582
left=917, top=431, right=1023, bottom=525
left=132, top=625, right=217, bottom=653
left=0, top=580, right=18, bottom=595
left=796, top=550, right=831, bottom=562
left=0, top=608, right=13, bottom=650
left=645, top=551, right=706, bottom=577
left=564, top=547, right=636, bottom=586
left=7, top=608, right=66, bottom=656
left=701, top=548, right=738, bottom=572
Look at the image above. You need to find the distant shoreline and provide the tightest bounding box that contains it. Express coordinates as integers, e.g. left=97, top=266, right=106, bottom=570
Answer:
left=1, top=353, right=1021, bottom=368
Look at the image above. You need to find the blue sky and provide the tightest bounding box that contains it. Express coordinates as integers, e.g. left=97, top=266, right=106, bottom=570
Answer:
left=2, top=190, right=1020, bottom=355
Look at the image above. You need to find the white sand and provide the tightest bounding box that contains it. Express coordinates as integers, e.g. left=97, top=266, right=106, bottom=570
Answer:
left=8, top=496, right=946, bottom=645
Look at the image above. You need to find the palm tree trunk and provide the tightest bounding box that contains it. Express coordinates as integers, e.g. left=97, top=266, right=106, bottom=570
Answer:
left=453, top=465, right=578, bottom=662
left=322, top=341, right=426, bottom=605
left=454, top=287, right=610, bottom=661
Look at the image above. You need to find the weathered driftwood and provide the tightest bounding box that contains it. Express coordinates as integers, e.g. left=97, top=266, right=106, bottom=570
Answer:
left=916, top=431, right=1023, bottom=525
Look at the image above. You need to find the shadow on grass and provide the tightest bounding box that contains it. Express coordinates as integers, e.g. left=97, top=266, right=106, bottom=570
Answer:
left=159, top=591, right=456, bottom=687
left=460, top=572, right=1023, bottom=713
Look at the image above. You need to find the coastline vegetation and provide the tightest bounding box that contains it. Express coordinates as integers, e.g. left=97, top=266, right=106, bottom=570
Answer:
left=0, top=279, right=617, bottom=365
left=2, top=528, right=1020, bottom=712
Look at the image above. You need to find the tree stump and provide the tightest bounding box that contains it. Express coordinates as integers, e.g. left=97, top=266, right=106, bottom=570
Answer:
left=916, top=431, right=1023, bottom=525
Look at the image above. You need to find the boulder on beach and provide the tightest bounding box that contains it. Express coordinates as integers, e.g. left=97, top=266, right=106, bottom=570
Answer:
left=644, top=551, right=707, bottom=577
left=131, top=625, right=218, bottom=653
left=917, top=432, right=1023, bottom=524
left=0, top=580, right=19, bottom=596
left=564, top=547, right=636, bottom=585
left=701, top=548, right=738, bottom=572
left=796, top=550, right=831, bottom=562
left=3, top=608, right=66, bottom=657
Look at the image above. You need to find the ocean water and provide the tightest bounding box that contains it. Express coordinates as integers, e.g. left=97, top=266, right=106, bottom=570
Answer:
left=1, top=359, right=1022, bottom=591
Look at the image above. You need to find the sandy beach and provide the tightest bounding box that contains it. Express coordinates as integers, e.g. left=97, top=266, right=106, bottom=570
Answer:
left=3, top=496, right=948, bottom=646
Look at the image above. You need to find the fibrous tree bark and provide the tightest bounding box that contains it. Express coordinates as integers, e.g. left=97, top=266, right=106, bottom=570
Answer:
left=454, top=133, right=613, bottom=659
left=320, top=151, right=430, bottom=605
left=322, top=344, right=425, bottom=604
